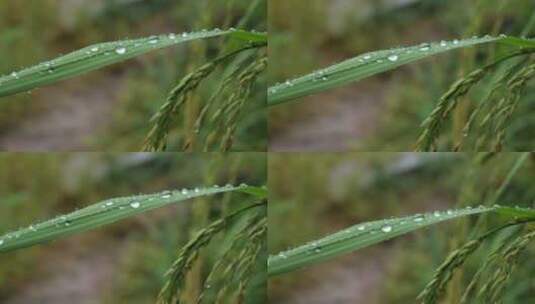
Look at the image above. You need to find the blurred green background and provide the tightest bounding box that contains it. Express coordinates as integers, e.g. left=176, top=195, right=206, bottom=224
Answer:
left=0, top=0, right=266, bottom=151
left=269, top=0, right=535, bottom=151
left=0, top=152, right=266, bottom=303
left=268, top=152, right=535, bottom=303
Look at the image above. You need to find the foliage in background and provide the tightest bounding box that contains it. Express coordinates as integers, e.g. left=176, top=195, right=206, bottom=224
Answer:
left=0, top=153, right=267, bottom=304
left=0, top=0, right=267, bottom=151
left=268, top=152, right=535, bottom=303
left=269, top=0, right=535, bottom=151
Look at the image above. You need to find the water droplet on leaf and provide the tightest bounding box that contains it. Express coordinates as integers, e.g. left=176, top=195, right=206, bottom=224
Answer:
left=115, top=47, right=126, bottom=55
left=381, top=225, right=392, bottom=233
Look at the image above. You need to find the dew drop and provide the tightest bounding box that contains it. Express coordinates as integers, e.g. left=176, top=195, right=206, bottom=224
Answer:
left=433, top=211, right=441, bottom=217
left=387, top=54, right=399, bottom=62
left=182, top=32, right=188, bottom=38
left=414, top=217, right=424, bottom=222
left=0, top=239, right=3, bottom=246
left=446, top=210, right=453, bottom=215
left=91, top=47, right=99, bottom=52
left=106, top=202, right=114, bottom=207
left=181, top=189, right=188, bottom=195
left=440, top=41, right=447, bottom=47
left=148, top=38, right=159, bottom=44
left=363, top=55, right=371, bottom=60
left=130, top=201, right=141, bottom=209
left=453, top=39, right=459, bottom=45
left=357, top=225, right=366, bottom=231
left=194, top=187, right=200, bottom=193
left=161, top=193, right=172, bottom=199
left=115, top=47, right=126, bottom=55
left=381, top=225, right=392, bottom=233
left=419, top=46, right=430, bottom=51
left=168, top=33, right=176, bottom=40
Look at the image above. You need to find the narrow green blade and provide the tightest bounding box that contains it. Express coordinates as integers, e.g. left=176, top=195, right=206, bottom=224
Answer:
left=268, top=205, right=535, bottom=276
left=268, top=36, right=535, bottom=105
left=0, top=184, right=260, bottom=253
left=0, top=29, right=266, bottom=98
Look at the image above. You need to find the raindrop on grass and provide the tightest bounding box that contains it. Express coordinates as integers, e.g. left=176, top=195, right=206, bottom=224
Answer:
left=387, top=55, right=399, bottom=62
left=181, top=189, right=188, bottom=195
left=148, top=38, right=159, bottom=44
left=433, top=211, right=441, bottom=217
left=130, top=201, right=141, bottom=209
left=453, top=39, right=459, bottom=45
left=357, top=225, right=366, bottom=231
left=440, top=41, right=447, bottom=47
left=91, top=47, right=99, bottom=52
left=0, top=239, right=3, bottom=246
left=168, top=33, right=177, bottom=40
left=414, top=217, right=424, bottom=222
left=381, top=225, right=392, bottom=233
left=115, top=47, right=126, bottom=55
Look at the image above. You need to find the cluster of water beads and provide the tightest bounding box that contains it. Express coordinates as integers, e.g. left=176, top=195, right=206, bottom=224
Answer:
left=270, top=35, right=509, bottom=95
left=0, top=28, right=244, bottom=87
left=271, top=205, right=494, bottom=261
left=0, top=184, right=249, bottom=248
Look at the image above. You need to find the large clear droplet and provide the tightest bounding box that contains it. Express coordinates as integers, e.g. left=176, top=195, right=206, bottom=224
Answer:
left=381, top=225, right=392, bottom=233
left=115, top=47, right=126, bottom=55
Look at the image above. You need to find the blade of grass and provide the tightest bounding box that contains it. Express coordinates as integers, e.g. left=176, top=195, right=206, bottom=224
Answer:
left=268, top=205, right=535, bottom=276
left=0, top=29, right=266, bottom=98
left=268, top=35, right=535, bottom=105
left=0, top=184, right=263, bottom=253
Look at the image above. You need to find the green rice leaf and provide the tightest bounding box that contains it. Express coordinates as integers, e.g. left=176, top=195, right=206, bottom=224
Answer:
left=0, top=29, right=266, bottom=98
left=268, top=205, right=535, bottom=276
left=0, top=184, right=261, bottom=253
left=268, top=35, right=535, bottom=105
